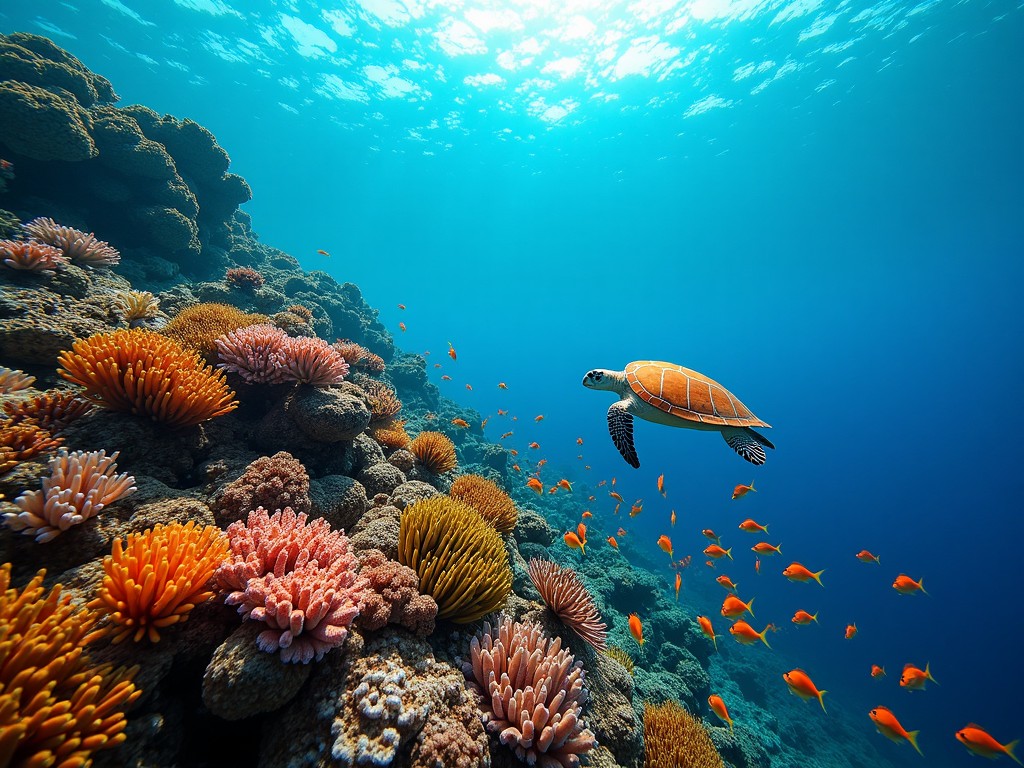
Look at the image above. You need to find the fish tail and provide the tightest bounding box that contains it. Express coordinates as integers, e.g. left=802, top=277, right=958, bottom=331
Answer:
left=712, top=634, right=719, bottom=652
left=919, top=578, right=929, bottom=596
left=924, top=662, right=938, bottom=686
left=818, top=690, right=827, bottom=714
left=750, top=480, right=756, bottom=491
left=728, top=719, right=734, bottom=735
left=1004, top=739, right=1022, bottom=766
left=759, top=627, right=772, bottom=649
left=746, top=597, right=755, bottom=619
left=811, top=612, right=819, bottom=623
left=726, top=547, right=733, bottom=560
left=906, top=729, right=923, bottom=757
left=813, top=569, right=825, bottom=587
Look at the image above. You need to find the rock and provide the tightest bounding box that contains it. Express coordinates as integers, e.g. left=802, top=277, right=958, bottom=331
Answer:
left=356, top=462, right=405, bottom=497
left=286, top=386, right=370, bottom=443
left=388, top=480, right=440, bottom=510
left=308, top=475, right=368, bottom=532
left=348, top=505, right=401, bottom=559
left=515, top=507, right=557, bottom=547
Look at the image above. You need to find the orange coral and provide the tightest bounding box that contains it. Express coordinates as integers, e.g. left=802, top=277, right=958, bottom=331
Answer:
left=372, top=419, right=411, bottom=450
left=163, top=302, right=268, bottom=356
left=0, top=564, right=140, bottom=767
left=2, top=389, right=93, bottom=433
left=449, top=473, right=518, bottom=535
left=57, top=328, right=238, bottom=429
left=408, top=431, right=458, bottom=474
left=89, top=521, right=230, bottom=643
left=643, top=700, right=724, bottom=768
left=333, top=340, right=385, bottom=374
left=0, top=422, right=63, bottom=473
left=361, top=379, right=402, bottom=426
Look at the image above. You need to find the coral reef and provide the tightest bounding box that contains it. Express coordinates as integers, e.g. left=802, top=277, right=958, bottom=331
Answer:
left=2, top=388, right=93, bottom=433
left=163, top=302, right=268, bottom=357
left=23, top=216, right=120, bottom=266
left=450, top=473, right=519, bottom=535
left=528, top=558, right=608, bottom=651
left=224, top=266, right=264, bottom=290
left=356, top=548, right=437, bottom=636
left=373, top=418, right=412, bottom=450
left=0, top=422, right=62, bottom=473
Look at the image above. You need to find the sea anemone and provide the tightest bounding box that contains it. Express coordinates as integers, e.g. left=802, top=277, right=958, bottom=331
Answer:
left=89, top=521, right=230, bottom=643
left=2, top=389, right=93, bottom=434
left=408, top=431, right=458, bottom=474
left=643, top=700, right=724, bottom=768
left=450, top=474, right=518, bottom=535
left=214, top=323, right=290, bottom=384
left=360, top=378, right=402, bottom=425
left=527, top=559, right=608, bottom=651
left=0, top=366, right=35, bottom=394
left=604, top=646, right=635, bottom=676
left=279, top=336, right=349, bottom=386
left=113, top=289, right=160, bottom=325
left=332, top=340, right=386, bottom=374
left=0, top=239, right=68, bottom=273
left=224, top=266, right=265, bottom=290
left=398, top=496, right=512, bottom=623
left=163, top=302, right=268, bottom=357
left=0, top=423, right=63, bottom=474
left=371, top=418, right=411, bottom=450
left=57, top=328, right=238, bottom=429
left=464, top=616, right=597, bottom=767
left=0, top=564, right=140, bottom=768
left=4, top=449, right=136, bottom=543
left=22, top=216, right=120, bottom=266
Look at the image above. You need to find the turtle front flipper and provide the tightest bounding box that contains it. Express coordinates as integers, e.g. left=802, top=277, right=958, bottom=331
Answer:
left=608, top=400, right=639, bottom=468
left=722, top=427, right=769, bottom=465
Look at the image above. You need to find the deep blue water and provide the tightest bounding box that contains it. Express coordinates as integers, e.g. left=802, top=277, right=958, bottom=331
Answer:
left=3, top=0, right=1022, bottom=765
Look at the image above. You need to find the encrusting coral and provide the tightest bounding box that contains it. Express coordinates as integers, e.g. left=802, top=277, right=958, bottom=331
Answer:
left=464, top=616, right=598, bottom=768
left=22, top=216, right=120, bottom=266
left=215, top=451, right=311, bottom=523
left=450, top=473, right=518, bottom=535
left=89, top=521, right=231, bottom=643
left=162, top=302, right=268, bottom=357
left=57, top=328, right=238, bottom=429
left=527, top=558, right=608, bottom=651
left=408, top=431, right=458, bottom=474
left=356, top=549, right=437, bottom=636
left=4, top=449, right=136, bottom=542
left=0, top=563, right=141, bottom=767
left=398, top=496, right=512, bottom=623
left=0, top=238, right=68, bottom=272
left=643, top=699, right=724, bottom=768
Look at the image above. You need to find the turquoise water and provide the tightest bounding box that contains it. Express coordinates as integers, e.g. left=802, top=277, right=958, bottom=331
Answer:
left=3, top=0, right=1023, bottom=765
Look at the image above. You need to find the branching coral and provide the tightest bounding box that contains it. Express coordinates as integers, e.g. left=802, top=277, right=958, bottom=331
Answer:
left=224, top=266, right=264, bottom=290
left=0, top=238, right=68, bottom=273
left=604, top=646, right=634, bottom=677
left=163, top=302, right=268, bottom=357
left=372, top=419, right=411, bottom=450
left=0, top=423, right=63, bottom=474
left=2, top=389, right=93, bottom=433
left=464, top=616, right=598, bottom=767
left=333, top=340, right=385, bottom=374
left=22, top=216, right=120, bottom=266
left=360, top=378, right=402, bottom=426
left=0, top=366, right=35, bottom=394
left=450, top=474, right=518, bottom=535
left=57, top=328, right=238, bottom=428
left=113, top=289, right=160, bottom=325
left=398, top=496, right=512, bottom=623
left=408, top=431, right=458, bottom=475
left=89, top=521, right=230, bottom=643
left=527, top=559, right=608, bottom=651
left=0, top=564, right=141, bottom=767
left=643, top=700, right=724, bottom=768
left=356, top=549, right=437, bottom=636
left=4, top=449, right=136, bottom=542
left=215, top=451, right=311, bottom=523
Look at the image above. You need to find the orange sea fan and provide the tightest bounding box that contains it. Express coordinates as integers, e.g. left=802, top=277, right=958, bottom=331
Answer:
left=450, top=473, right=518, bottom=535
left=57, top=328, right=238, bottom=429
left=163, top=302, right=268, bottom=356
left=0, top=422, right=63, bottom=474
left=527, top=558, right=608, bottom=651
left=89, top=521, right=231, bottom=643
left=0, top=563, right=141, bottom=767
left=372, top=418, right=411, bottom=450
left=409, top=431, right=458, bottom=474
left=643, top=700, right=724, bottom=768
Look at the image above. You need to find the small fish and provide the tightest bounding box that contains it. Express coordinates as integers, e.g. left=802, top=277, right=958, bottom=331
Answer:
left=441, top=375, right=451, bottom=381
left=657, top=535, right=673, bottom=558
left=792, top=610, right=819, bottom=625
left=899, top=662, right=937, bottom=691
left=784, top=669, right=828, bottom=713
left=607, top=536, right=618, bottom=549
left=855, top=549, right=881, bottom=564
left=397, top=303, right=406, bottom=309
left=721, top=594, right=755, bottom=620
left=738, top=519, right=769, bottom=534
left=730, top=620, right=772, bottom=648
left=704, top=544, right=733, bottom=560
left=614, top=504, right=621, bottom=515
left=708, top=694, right=734, bottom=734
left=611, top=477, right=617, bottom=486
left=509, top=449, right=518, bottom=456
left=497, top=409, right=508, bottom=416
left=316, top=249, right=330, bottom=257
left=564, top=531, right=585, bottom=554
left=465, top=384, right=473, bottom=391
left=577, top=523, right=587, bottom=543
left=754, top=558, right=761, bottom=574
left=716, top=575, right=739, bottom=592
left=548, top=486, right=558, bottom=494
left=892, top=574, right=927, bottom=596
left=597, top=480, right=607, bottom=487
left=674, top=572, right=681, bottom=601
left=751, top=542, right=782, bottom=556
left=657, top=474, right=666, bottom=497
left=670, top=509, right=676, bottom=527
left=399, top=322, right=407, bottom=332
left=610, top=491, right=624, bottom=503
left=705, top=560, right=716, bottom=569
left=584, top=464, right=591, bottom=470
left=526, top=478, right=544, bottom=495
left=617, top=528, right=627, bottom=537
left=871, top=665, right=886, bottom=678
left=577, top=437, right=584, bottom=445
left=702, top=529, right=721, bottom=544
left=528, top=442, right=540, bottom=449
left=955, top=724, right=1021, bottom=764
left=577, top=454, right=584, bottom=460
left=697, top=615, right=720, bottom=651
left=587, top=494, right=595, bottom=501
left=451, top=418, right=469, bottom=428
left=500, top=431, right=513, bottom=439
left=498, top=382, right=508, bottom=389
left=845, top=623, right=858, bottom=640
left=537, top=459, right=547, bottom=468
left=581, top=511, right=592, bottom=519
left=558, top=479, right=573, bottom=492
left=534, top=414, right=544, bottom=422
left=433, top=363, right=442, bottom=369
left=868, top=706, right=922, bottom=756
left=447, top=343, right=457, bottom=361
left=783, top=562, right=825, bottom=586
left=732, top=480, right=756, bottom=500
left=628, top=613, right=645, bottom=646
left=481, top=418, right=489, bottom=428
left=629, top=502, right=643, bottom=518
left=512, top=416, right=518, bottom=421
left=511, top=464, right=521, bottom=472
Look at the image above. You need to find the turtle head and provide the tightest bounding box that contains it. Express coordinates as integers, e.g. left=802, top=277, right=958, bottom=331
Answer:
left=582, top=369, right=619, bottom=391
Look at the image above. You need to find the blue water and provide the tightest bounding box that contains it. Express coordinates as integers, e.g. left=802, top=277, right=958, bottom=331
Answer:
left=4, top=0, right=1022, bottom=765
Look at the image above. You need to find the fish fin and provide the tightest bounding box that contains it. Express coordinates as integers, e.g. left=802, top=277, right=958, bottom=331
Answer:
left=608, top=401, right=639, bottom=469
left=925, top=662, right=938, bottom=686
left=906, top=730, right=923, bottom=757
left=722, top=428, right=767, bottom=465
left=919, top=578, right=929, bottom=596
left=746, top=597, right=755, bottom=619
left=726, top=547, right=733, bottom=561
left=818, top=690, right=827, bottom=714
left=1004, top=739, right=1022, bottom=766
left=813, top=569, right=825, bottom=587
left=747, top=428, right=775, bottom=450
left=750, top=480, right=756, bottom=491
left=760, top=628, right=771, bottom=649
left=812, top=612, right=819, bottom=623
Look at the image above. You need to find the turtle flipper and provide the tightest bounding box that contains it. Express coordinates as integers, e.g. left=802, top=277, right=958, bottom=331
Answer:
left=722, top=427, right=768, bottom=465
left=607, top=400, right=639, bottom=468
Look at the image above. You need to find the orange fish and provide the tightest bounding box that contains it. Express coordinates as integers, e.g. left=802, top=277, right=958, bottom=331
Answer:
left=657, top=474, right=666, bottom=497
left=783, top=669, right=827, bottom=713
left=498, top=382, right=508, bottom=389
left=581, top=511, right=592, bottom=519
left=577, top=437, right=584, bottom=445
left=611, top=477, right=617, bottom=486
left=730, top=620, right=772, bottom=648
left=629, top=502, right=643, bottom=518
left=465, top=384, right=473, bottom=391
left=317, top=249, right=330, bottom=256
left=548, top=486, right=558, bottom=494
left=564, top=531, right=585, bottom=554
left=855, top=549, right=881, bottom=564
left=845, top=623, right=858, bottom=640
left=628, top=613, right=644, bottom=646
left=526, top=478, right=544, bottom=495
left=399, top=322, right=407, bottom=332
left=708, top=694, right=733, bottom=734
left=441, top=375, right=451, bottom=381
left=537, top=459, right=547, bottom=468
left=697, top=615, right=720, bottom=651
left=892, top=574, right=927, bottom=596
left=610, top=492, right=624, bottom=503
left=705, top=560, right=716, bottom=569
left=702, top=529, right=721, bottom=544
left=871, top=665, right=886, bottom=678
left=868, top=706, right=922, bottom=756
left=434, top=363, right=442, bottom=368
left=614, top=504, right=621, bottom=515
left=397, top=303, right=405, bottom=309
left=617, top=528, right=627, bottom=537
left=751, top=542, right=782, bottom=556
left=509, top=449, right=518, bottom=456
left=899, top=663, right=937, bottom=691
left=451, top=418, right=469, bottom=428
left=497, top=409, right=508, bottom=416
left=481, top=418, right=489, bottom=428
left=607, top=536, right=618, bottom=550
left=657, top=535, right=673, bottom=558
left=792, top=610, right=819, bottom=625
left=584, top=465, right=591, bottom=471
left=738, top=519, right=769, bottom=534
left=670, top=509, right=676, bottom=527
left=732, top=480, right=756, bottom=500
left=557, top=479, right=573, bottom=492
left=704, top=544, right=733, bottom=560
left=587, top=494, right=595, bottom=501
left=783, top=562, right=825, bottom=586
left=511, top=464, right=521, bottom=472
left=597, top=480, right=607, bottom=487
left=754, top=558, right=761, bottom=574
left=534, top=414, right=544, bottom=422
left=955, top=724, right=1021, bottom=763
left=674, top=572, right=681, bottom=601
left=716, top=575, right=739, bottom=592
left=721, top=594, right=755, bottom=620
left=528, top=442, right=540, bottom=450
left=447, top=343, right=457, bottom=361
left=577, top=523, right=587, bottom=543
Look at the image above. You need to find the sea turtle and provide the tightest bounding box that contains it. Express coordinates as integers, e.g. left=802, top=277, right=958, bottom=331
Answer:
left=582, top=360, right=774, bottom=468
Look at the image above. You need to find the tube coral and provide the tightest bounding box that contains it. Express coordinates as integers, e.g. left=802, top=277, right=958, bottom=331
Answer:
left=279, top=336, right=349, bottom=386
left=527, top=559, right=608, bottom=651
left=0, top=239, right=68, bottom=273
left=214, top=323, right=290, bottom=384
left=398, top=496, right=512, bottom=623
left=22, top=216, right=120, bottom=266
left=57, top=328, right=238, bottom=428
left=450, top=473, right=518, bottom=535
left=643, top=700, right=724, bottom=768
left=408, top=431, right=458, bottom=474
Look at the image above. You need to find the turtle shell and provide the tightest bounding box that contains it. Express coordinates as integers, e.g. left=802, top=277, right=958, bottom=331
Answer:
left=625, top=361, right=770, bottom=428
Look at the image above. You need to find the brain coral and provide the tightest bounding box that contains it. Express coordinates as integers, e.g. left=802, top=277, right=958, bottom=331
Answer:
left=408, top=431, right=458, bottom=475
left=527, top=558, right=608, bottom=651
left=398, top=496, right=512, bottom=623
left=450, top=473, right=518, bottom=535
left=643, top=700, right=724, bottom=768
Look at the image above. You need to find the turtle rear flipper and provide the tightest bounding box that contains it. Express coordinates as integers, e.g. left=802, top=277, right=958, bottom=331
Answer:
left=608, top=400, right=639, bottom=468
left=722, top=428, right=768, bottom=465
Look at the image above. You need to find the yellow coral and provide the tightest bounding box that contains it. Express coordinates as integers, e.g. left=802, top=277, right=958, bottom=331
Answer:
left=449, top=474, right=518, bottom=535
left=162, top=302, right=267, bottom=356
left=644, top=700, right=724, bottom=768
left=398, top=496, right=512, bottom=624
left=89, top=521, right=230, bottom=643
left=605, top=645, right=635, bottom=676
left=57, top=328, right=238, bottom=429
left=0, top=564, right=140, bottom=767
left=408, top=431, right=458, bottom=474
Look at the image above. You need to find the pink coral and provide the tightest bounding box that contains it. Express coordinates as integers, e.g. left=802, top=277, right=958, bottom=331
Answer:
left=215, top=451, right=311, bottom=524
left=0, top=239, right=68, bottom=273
left=22, top=217, right=120, bottom=266
left=356, top=549, right=437, bottom=636
left=280, top=336, right=349, bottom=386
left=528, top=559, right=608, bottom=651
left=224, top=266, right=265, bottom=290
left=214, top=324, right=290, bottom=384
left=464, top=617, right=597, bottom=768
